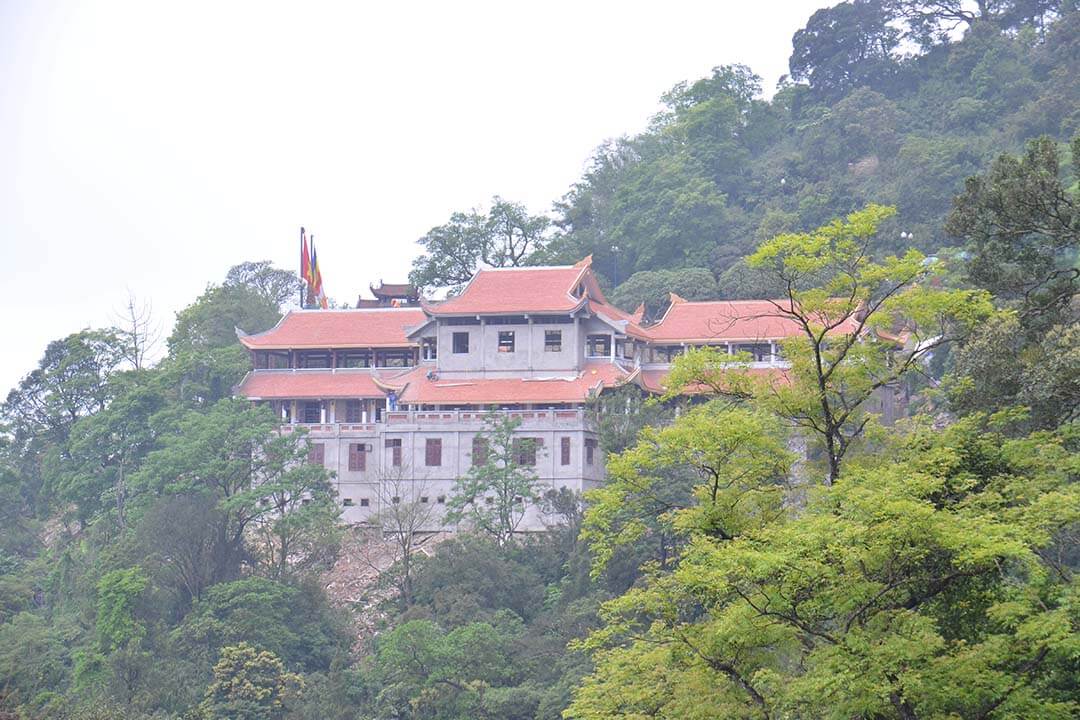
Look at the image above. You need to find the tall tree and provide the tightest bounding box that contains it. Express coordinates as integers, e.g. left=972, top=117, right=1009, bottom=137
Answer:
left=885, top=0, right=1061, bottom=46
left=446, top=412, right=544, bottom=546
left=667, top=204, right=993, bottom=483
left=376, top=467, right=438, bottom=607
left=200, top=643, right=303, bottom=720
left=571, top=415, right=1080, bottom=720
left=789, top=0, right=901, bottom=99
left=945, top=134, right=1079, bottom=427
left=225, top=260, right=305, bottom=312
left=409, top=197, right=551, bottom=293
left=947, top=135, right=1078, bottom=331
left=133, top=400, right=337, bottom=583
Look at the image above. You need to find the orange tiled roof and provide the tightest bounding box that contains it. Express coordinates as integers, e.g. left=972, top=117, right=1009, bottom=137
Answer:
left=644, top=296, right=860, bottom=343
left=422, top=258, right=598, bottom=316
left=238, top=308, right=427, bottom=350
left=236, top=370, right=392, bottom=399
left=394, top=362, right=628, bottom=405
left=587, top=299, right=651, bottom=338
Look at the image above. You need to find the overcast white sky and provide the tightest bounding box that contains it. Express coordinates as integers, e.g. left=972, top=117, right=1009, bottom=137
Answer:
left=1, top=0, right=826, bottom=393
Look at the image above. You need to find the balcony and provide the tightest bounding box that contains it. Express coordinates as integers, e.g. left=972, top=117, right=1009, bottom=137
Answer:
left=279, top=408, right=591, bottom=436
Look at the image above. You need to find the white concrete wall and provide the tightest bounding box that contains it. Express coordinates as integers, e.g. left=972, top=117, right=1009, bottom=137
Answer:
left=291, top=412, right=602, bottom=531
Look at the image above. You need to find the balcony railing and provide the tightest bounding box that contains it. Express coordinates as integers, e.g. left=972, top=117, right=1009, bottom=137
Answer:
left=279, top=408, right=589, bottom=436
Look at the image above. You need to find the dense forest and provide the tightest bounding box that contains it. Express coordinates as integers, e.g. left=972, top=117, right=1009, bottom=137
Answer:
left=2, top=2, right=1078, bottom=719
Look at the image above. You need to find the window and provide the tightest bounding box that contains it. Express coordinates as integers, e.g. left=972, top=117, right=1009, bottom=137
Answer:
left=386, top=438, right=402, bottom=467
left=560, top=436, right=571, bottom=465
left=299, top=352, right=331, bottom=368
left=447, top=317, right=481, bottom=326
left=343, top=498, right=354, bottom=507
left=472, top=436, right=489, bottom=467
left=375, top=349, right=414, bottom=367
left=586, top=334, right=611, bottom=357
left=585, top=438, right=597, bottom=465
left=452, top=332, right=470, bottom=354
left=392, top=496, right=401, bottom=504
left=307, top=443, right=325, bottom=465
left=420, top=496, right=429, bottom=504
left=348, top=443, right=368, bottom=471
left=734, top=343, right=772, bottom=362
left=425, top=438, right=442, bottom=466
left=436, top=495, right=446, bottom=504
left=421, top=337, right=437, bottom=360
left=340, top=351, right=371, bottom=368
left=497, top=331, right=515, bottom=353
left=513, top=496, right=524, bottom=505
left=344, top=400, right=362, bottom=423
left=533, top=315, right=574, bottom=324
left=514, top=437, right=541, bottom=466
left=302, top=401, right=322, bottom=423
left=545, top=330, right=562, bottom=352
left=486, top=315, right=527, bottom=325
left=359, top=498, right=370, bottom=507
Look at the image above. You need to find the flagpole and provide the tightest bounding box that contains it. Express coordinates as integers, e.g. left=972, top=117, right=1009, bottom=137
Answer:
left=299, top=227, right=306, bottom=309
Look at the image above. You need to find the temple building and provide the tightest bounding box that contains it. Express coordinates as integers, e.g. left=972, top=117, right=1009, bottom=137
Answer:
left=235, top=257, right=805, bottom=530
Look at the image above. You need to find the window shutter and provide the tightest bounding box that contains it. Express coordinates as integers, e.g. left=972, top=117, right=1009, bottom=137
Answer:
left=386, top=438, right=402, bottom=467
left=472, top=436, right=488, bottom=466
left=561, top=437, right=571, bottom=465
left=308, top=443, right=325, bottom=465
left=349, top=443, right=367, bottom=471
left=425, top=438, right=442, bottom=466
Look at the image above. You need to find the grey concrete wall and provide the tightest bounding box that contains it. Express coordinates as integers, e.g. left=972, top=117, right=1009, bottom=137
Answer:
left=435, top=320, right=590, bottom=375
left=295, top=413, right=602, bottom=531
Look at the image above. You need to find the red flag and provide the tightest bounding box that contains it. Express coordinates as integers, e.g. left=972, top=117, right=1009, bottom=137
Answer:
left=300, top=228, right=313, bottom=286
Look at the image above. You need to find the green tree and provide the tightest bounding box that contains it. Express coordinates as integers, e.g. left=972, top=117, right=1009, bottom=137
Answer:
left=947, top=135, right=1078, bottom=332
left=0, top=612, right=71, bottom=708
left=96, top=567, right=148, bottom=652
left=409, top=197, right=551, bottom=293
left=945, top=135, right=1079, bottom=427
left=582, top=401, right=791, bottom=578
left=408, top=535, right=548, bottom=627
left=789, top=0, right=901, bottom=99
left=200, top=642, right=303, bottom=720
left=134, top=400, right=337, bottom=583
left=669, top=204, right=993, bottom=483
left=608, top=268, right=719, bottom=319
left=446, top=412, right=544, bottom=546
left=52, top=371, right=166, bottom=527
left=570, top=415, right=1080, bottom=719
left=225, top=260, right=305, bottom=311
left=178, top=577, right=350, bottom=672
left=372, top=616, right=522, bottom=720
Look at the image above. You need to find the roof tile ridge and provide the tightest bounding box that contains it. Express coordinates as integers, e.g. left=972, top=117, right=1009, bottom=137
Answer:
left=481, top=263, right=578, bottom=272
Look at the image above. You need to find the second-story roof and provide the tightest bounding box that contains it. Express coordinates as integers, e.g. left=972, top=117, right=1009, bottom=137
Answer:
left=238, top=307, right=427, bottom=350
left=644, top=295, right=861, bottom=344
left=421, top=257, right=601, bottom=316
left=387, top=361, right=629, bottom=405
left=236, top=369, right=393, bottom=399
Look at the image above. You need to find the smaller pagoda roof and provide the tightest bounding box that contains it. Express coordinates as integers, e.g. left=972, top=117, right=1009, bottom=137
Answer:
left=370, top=281, right=418, bottom=299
